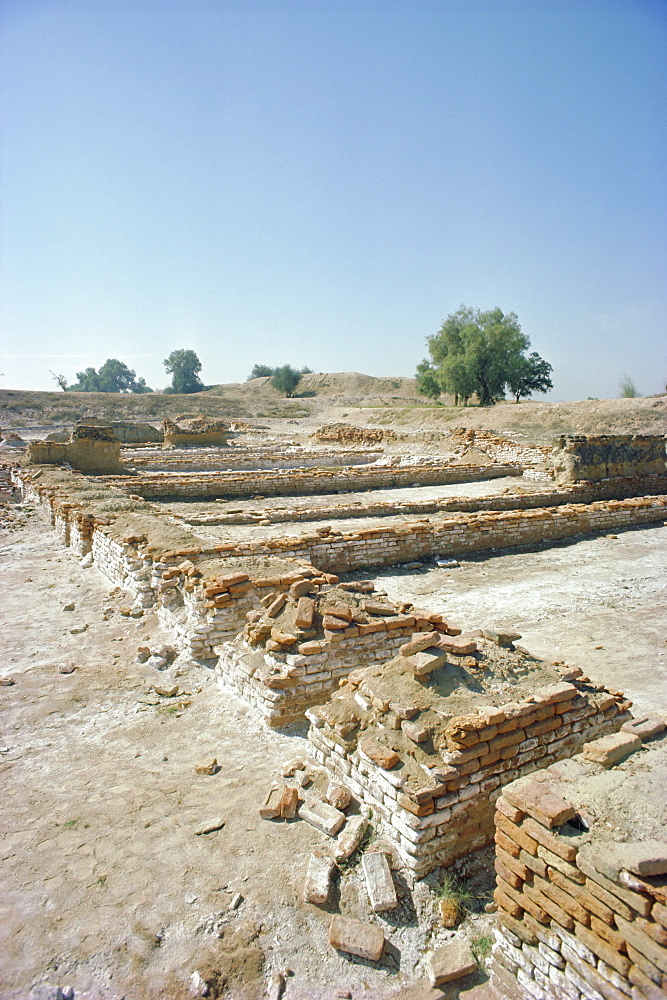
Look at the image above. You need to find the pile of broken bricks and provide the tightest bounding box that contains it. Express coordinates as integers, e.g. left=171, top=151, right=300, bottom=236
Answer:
left=259, top=755, right=483, bottom=987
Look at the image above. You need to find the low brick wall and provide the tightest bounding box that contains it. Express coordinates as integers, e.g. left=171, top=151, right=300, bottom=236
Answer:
left=207, top=495, right=667, bottom=572
left=306, top=659, right=631, bottom=877
left=102, top=462, right=522, bottom=500
left=553, top=434, right=666, bottom=484
left=490, top=729, right=667, bottom=1000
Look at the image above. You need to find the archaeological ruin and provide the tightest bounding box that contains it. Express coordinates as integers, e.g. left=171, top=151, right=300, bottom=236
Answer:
left=5, top=422, right=666, bottom=997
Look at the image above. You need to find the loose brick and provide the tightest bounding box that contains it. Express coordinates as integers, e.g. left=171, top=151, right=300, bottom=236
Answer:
left=582, top=731, right=642, bottom=767
left=427, top=939, right=477, bottom=986
left=329, top=915, right=384, bottom=962
left=361, top=852, right=398, bottom=913
left=303, top=852, right=335, bottom=905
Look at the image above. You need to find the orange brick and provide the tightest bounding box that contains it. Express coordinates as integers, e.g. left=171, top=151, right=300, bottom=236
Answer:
left=494, top=886, right=523, bottom=918
left=574, top=921, right=631, bottom=977
left=590, top=914, right=626, bottom=950
left=523, top=882, right=573, bottom=929
left=495, top=829, right=521, bottom=859
left=498, top=911, right=538, bottom=946
left=495, top=858, right=523, bottom=890
left=533, top=874, right=591, bottom=926
left=521, top=816, right=578, bottom=861
left=495, top=812, right=538, bottom=855
left=499, top=878, right=550, bottom=924
left=496, top=795, right=525, bottom=824
left=496, top=846, right=531, bottom=881
left=548, top=868, right=615, bottom=925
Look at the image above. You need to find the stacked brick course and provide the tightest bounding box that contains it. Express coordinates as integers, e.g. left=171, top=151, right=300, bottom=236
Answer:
left=490, top=726, right=667, bottom=1000
left=553, top=434, right=666, bottom=484
left=306, top=644, right=632, bottom=877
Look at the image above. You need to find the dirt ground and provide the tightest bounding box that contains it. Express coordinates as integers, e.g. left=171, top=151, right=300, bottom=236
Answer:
left=2, top=497, right=666, bottom=1000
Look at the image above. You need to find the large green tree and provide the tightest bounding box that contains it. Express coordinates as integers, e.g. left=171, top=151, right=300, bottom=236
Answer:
left=67, top=358, right=152, bottom=393
left=506, top=352, right=554, bottom=403
left=271, top=364, right=302, bottom=397
left=416, top=305, right=552, bottom=406
left=163, top=349, right=204, bottom=394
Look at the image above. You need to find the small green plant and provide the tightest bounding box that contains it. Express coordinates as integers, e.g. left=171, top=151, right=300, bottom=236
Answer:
left=337, top=821, right=376, bottom=875
left=471, top=932, right=493, bottom=962
left=96, top=874, right=107, bottom=888
left=437, top=872, right=475, bottom=909
left=619, top=376, right=638, bottom=398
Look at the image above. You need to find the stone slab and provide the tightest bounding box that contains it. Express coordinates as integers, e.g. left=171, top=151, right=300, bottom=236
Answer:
left=427, top=939, right=477, bottom=986
left=329, top=914, right=384, bottom=962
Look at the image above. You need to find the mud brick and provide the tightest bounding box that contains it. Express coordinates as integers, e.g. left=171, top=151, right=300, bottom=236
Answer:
left=228, top=581, right=254, bottom=597
left=437, top=635, right=478, bottom=656
left=303, top=852, right=335, bottom=905
left=279, top=786, right=299, bottom=819
left=329, top=915, right=384, bottom=962
left=217, top=571, right=249, bottom=588
left=533, top=875, right=590, bottom=926
left=652, top=902, right=667, bottom=930
left=500, top=911, right=540, bottom=947
left=398, top=793, right=434, bottom=816
left=522, top=881, right=571, bottom=927
left=589, top=914, right=627, bottom=950
left=298, top=640, right=322, bottom=654
left=495, top=829, right=521, bottom=859
left=572, top=921, right=631, bottom=976
left=259, top=785, right=282, bottom=819
left=627, top=944, right=663, bottom=987
left=519, top=848, right=547, bottom=878
left=444, top=743, right=489, bottom=765
left=621, top=716, right=666, bottom=741
left=549, top=869, right=615, bottom=924
left=537, top=845, right=585, bottom=883
left=497, top=846, right=531, bottom=881
left=616, top=914, right=667, bottom=975
left=495, top=813, right=539, bottom=855
left=359, top=737, right=399, bottom=770
left=629, top=963, right=667, bottom=1000
left=521, top=816, right=579, bottom=861
left=361, top=851, right=398, bottom=912
left=526, top=715, right=562, bottom=738
left=503, top=778, right=575, bottom=828
left=582, top=731, right=642, bottom=767
left=495, top=858, right=523, bottom=890
left=427, top=939, right=477, bottom=986
left=494, top=885, right=524, bottom=919
left=585, top=877, right=635, bottom=922
left=579, top=850, right=653, bottom=917
left=294, top=596, right=315, bottom=629
left=533, top=682, right=578, bottom=704
left=488, top=729, right=526, bottom=753
left=266, top=593, right=287, bottom=617
left=498, top=877, right=549, bottom=924
left=299, top=798, right=346, bottom=837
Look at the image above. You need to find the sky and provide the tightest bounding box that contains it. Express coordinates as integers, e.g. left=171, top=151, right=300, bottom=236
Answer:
left=1, top=0, right=665, bottom=401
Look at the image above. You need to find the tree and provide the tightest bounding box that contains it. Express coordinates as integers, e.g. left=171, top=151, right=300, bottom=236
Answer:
left=163, top=349, right=204, bottom=394
left=66, top=359, right=152, bottom=393
left=49, top=370, right=68, bottom=391
left=271, top=364, right=302, bottom=397
left=247, top=364, right=275, bottom=380
left=506, top=352, right=554, bottom=403
left=417, top=305, right=552, bottom=406
left=619, top=376, right=637, bottom=398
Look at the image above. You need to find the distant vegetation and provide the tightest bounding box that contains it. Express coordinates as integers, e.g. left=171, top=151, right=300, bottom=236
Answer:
left=63, top=359, right=152, bottom=393
left=247, top=364, right=313, bottom=397
left=416, top=305, right=553, bottom=405
left=619, top=376, right=638, bottom=398
left=163, top=349, right=204, bottom=394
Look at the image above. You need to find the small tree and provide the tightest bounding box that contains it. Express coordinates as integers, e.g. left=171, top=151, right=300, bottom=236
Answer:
left=49, top=370, right=68, bottom=391
left=506, top=352, right=554, bottom=402
left=247, top=364, right=275, bottom=380
left=619, top=376, right=637, bottom=398
left=164, top=349, right=204, bottom=394
left=271, top=364, right=302, bottom=397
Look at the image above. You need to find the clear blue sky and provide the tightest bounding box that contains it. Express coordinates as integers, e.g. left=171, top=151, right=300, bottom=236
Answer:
left=1, top=0, right=665, bottom=400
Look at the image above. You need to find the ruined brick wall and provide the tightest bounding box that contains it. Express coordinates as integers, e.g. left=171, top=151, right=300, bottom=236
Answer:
left=553, top=434, right=666, bottom=484
left=307, top=678, right=631, bottom=877
left=314, top=424, right=396, bottom=446
left=28, top=425, right=124, bottom=474
left=490, top=730, right=667, bottom=1000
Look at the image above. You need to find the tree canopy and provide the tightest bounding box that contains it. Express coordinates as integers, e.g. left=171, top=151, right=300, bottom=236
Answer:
left=163, top=349, right=204, bottom=394
left=66, top=359, right=152, bottom=393
left=416, top=306, right=553, bottom=406
left=271, top=364, right=303, bottom=397
left=247, top=364, right=275, bottom=380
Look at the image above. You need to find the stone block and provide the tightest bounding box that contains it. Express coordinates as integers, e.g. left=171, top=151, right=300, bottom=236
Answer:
left=582, top=732, right=642, bottom=767
left=361, top=851, right=398, bottom=912
left=326, top=782, right=352, bottom=811
left=426, top=939, right=477, bottom=986
left=328, top=915, right=384, bottom=962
